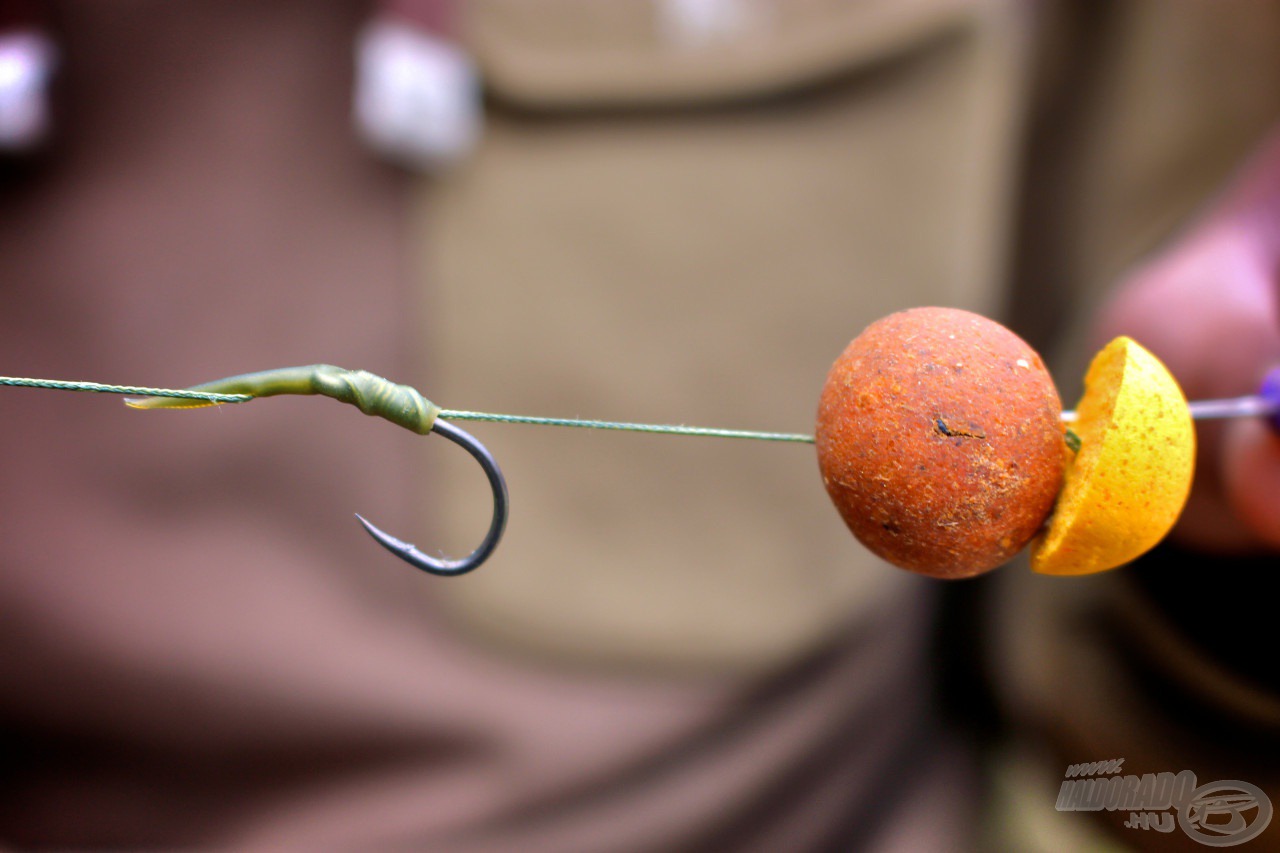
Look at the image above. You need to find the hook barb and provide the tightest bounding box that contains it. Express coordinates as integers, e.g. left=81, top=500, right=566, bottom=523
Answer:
left=356, top=419, right=508, bottom=576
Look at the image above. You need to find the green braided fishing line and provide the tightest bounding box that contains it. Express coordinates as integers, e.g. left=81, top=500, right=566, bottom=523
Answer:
left=0, top=376, right=251, bottom=404
left=0, top=373, right=813, bottom=442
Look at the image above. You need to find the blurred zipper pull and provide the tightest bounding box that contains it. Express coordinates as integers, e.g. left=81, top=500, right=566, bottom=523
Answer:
left=0, top=22, right=57, bottom=153
left=354, top=1, right=480, bottom=172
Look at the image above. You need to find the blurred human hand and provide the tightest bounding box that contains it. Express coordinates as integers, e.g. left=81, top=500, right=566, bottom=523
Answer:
left=1095, top=139, right=1280, bottom=553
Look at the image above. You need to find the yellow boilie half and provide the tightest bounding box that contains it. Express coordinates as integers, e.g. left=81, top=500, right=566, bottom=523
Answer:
left=1031, top=337, right=1195, bottom=575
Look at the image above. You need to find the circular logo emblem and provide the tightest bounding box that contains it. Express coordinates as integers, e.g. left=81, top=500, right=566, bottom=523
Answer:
left=1179, top=780, right=1273, bottom=847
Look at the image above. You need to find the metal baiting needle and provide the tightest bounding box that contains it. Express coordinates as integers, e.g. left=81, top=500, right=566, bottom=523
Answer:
left=1061, top=366, right=1280, bottom=428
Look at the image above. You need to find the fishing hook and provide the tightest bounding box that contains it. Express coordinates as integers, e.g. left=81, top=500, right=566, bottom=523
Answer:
left=356, top=418, right=508, bottom=576
left=124, top=365, right=508, bottom=576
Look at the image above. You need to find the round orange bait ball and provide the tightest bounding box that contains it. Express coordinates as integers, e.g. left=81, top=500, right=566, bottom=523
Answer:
left=816, top=307, right=1066, bottom=578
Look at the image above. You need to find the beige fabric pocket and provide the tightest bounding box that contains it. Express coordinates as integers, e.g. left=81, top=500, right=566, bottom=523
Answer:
left=417, top=0, right=1028, bottom=672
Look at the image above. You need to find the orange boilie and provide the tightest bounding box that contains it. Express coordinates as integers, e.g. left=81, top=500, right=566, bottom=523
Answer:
left=816, top=307, right=1066, bottom=578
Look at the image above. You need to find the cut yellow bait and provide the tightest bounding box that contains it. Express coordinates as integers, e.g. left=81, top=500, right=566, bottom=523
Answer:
left=1031, top=337, right=1195, bottom=575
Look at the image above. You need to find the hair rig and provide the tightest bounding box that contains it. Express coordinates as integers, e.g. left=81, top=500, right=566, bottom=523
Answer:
left=122, top=364, right=509, bottom=578
left=4, top=308, right=1279, bottom=580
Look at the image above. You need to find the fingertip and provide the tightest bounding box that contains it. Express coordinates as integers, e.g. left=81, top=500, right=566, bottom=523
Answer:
left=1222, top=418, right=1280, bottom=549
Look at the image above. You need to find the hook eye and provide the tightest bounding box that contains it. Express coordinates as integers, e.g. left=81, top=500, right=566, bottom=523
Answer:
left=356, top=419, right=508, bottom=576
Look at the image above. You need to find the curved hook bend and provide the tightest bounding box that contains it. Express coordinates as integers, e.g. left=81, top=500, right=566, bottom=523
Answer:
left=356, top=419, right=508, bottom=576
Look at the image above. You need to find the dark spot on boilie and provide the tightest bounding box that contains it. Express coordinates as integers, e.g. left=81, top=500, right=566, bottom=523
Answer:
left=934, top=417, right=986, bottom=440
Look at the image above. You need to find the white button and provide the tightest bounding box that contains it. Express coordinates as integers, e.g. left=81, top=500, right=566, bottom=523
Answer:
left=354, top=19, right=482, bottom=171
